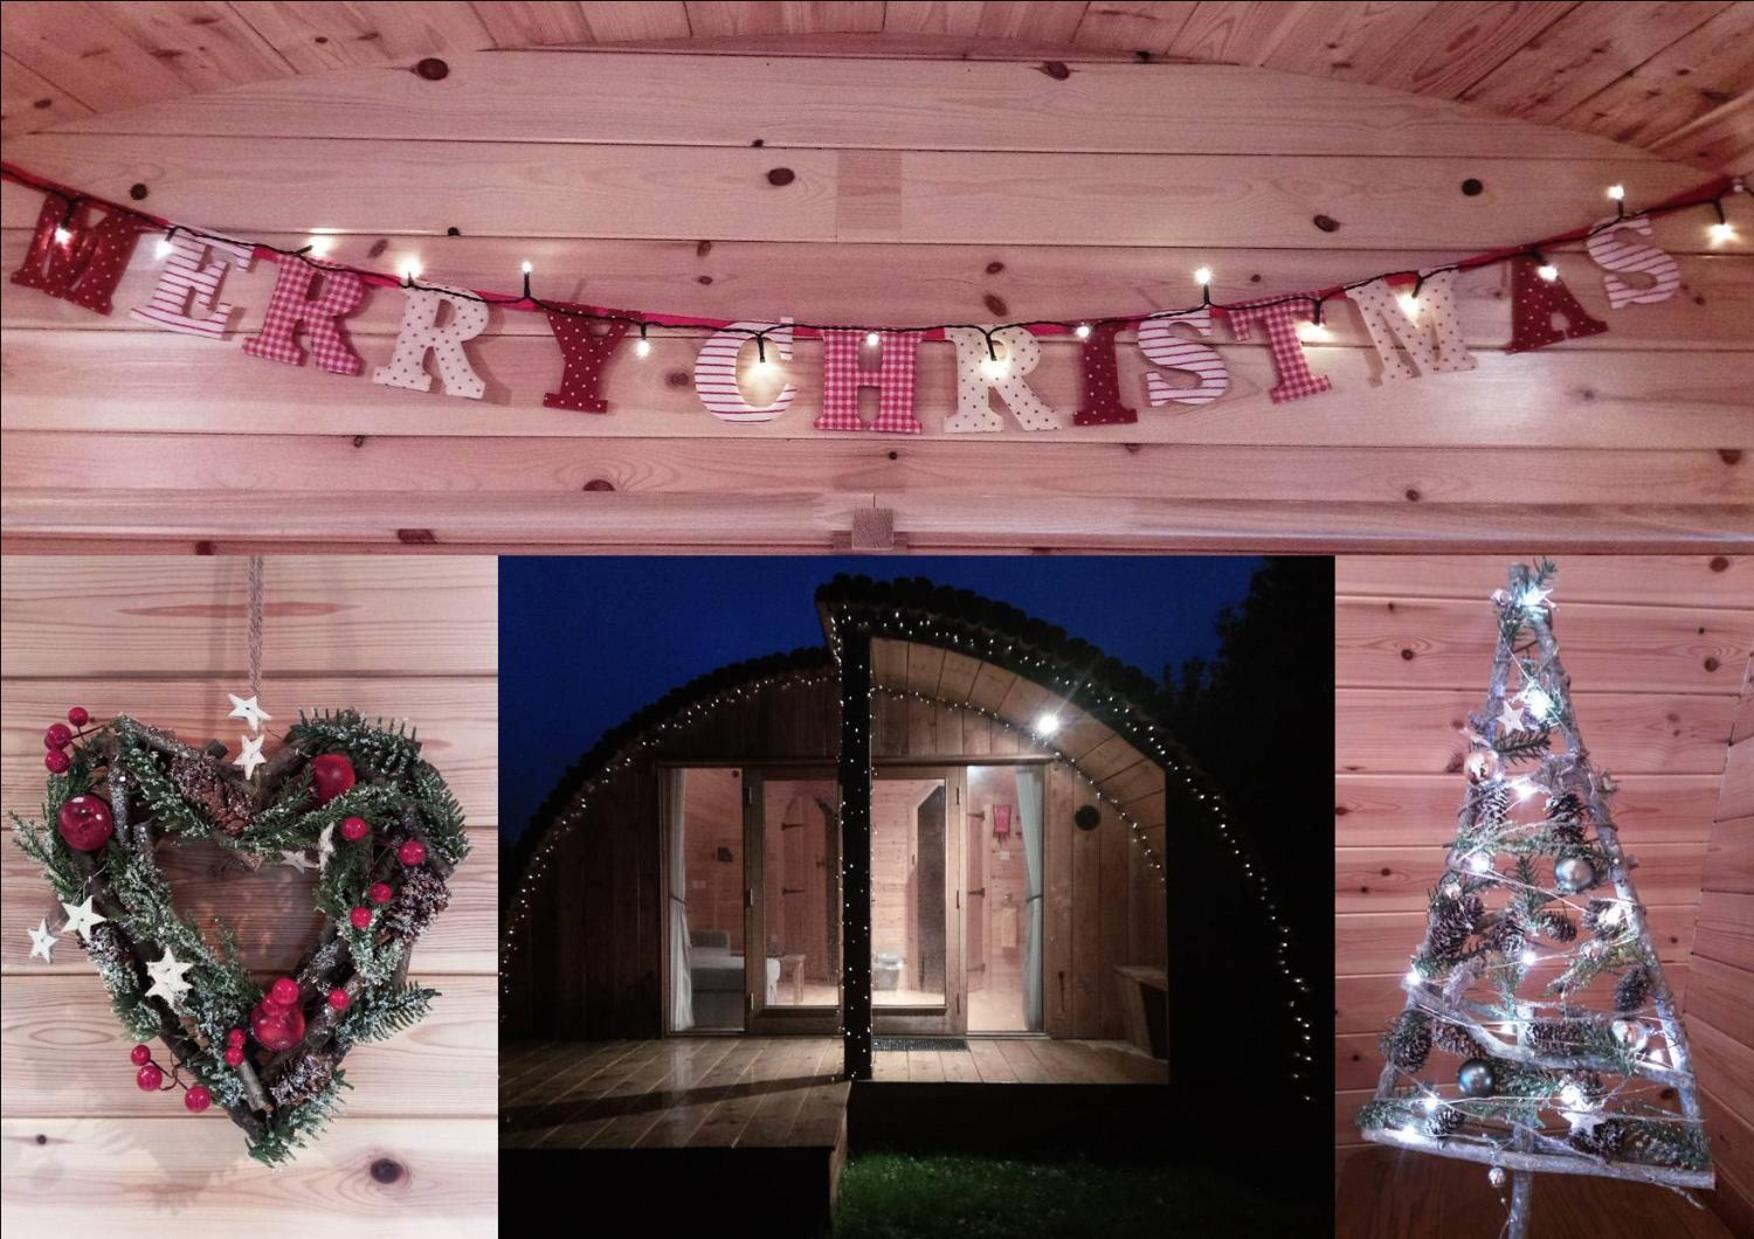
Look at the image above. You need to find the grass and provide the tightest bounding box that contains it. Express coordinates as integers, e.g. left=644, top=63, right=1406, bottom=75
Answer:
left=834, top=1152, right=1306, bottom=1239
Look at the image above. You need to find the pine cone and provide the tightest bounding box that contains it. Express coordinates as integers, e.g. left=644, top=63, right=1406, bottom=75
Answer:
left=1489, top=916, right=1525, bottom=959
left=381, top=867, right=449, bottom=940
left=170, top=754, right=254, bottom=836
left=269, top=1049, right=336, bottom=1107
left=1527, top=1019, right=1591, bottom=1055
left=1583, top=899, right=1618, bottom=939
left=1433, top=1020, right=1482, bottom=1057
left=1614, top=966, right=1652, bottom=1013
left=1570, top=1118, right=1627, bottom=1158
left=1380, top=1010, right=1432, bottom=1072
left=1426, top=894, right=1483, bottom=960
left=1565, top=1070, right=1608, bottom=1105
left=1538, top=908, right=1578, bottom=943
left=1545, top=792, right=1587, bottom=844
left=1472, top=784, right=1510, bottom=832
left=1426, top=1104, right=1465, bottom=1138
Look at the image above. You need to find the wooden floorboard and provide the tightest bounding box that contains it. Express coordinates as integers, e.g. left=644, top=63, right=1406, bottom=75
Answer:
left=501, top=1037, right=1167, bottom=1152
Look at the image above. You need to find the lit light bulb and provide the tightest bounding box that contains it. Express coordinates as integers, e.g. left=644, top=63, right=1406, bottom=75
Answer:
left=634, top=336, right=652, bottom=359
left=307, top=234, right=333, bottom=259
left=399, top=258, right=423, bottom=282
left=521, top=260, right=533, bottom=275
left=1073, top=323, right=1092, bottom=339
left=52, top=226, right=72, bottom=246
left=864, top=330, right=880, bottom=348
left=1033, top=712, right=1061, bottom=736
left=1406, top=966, right=1423, bottom=985
left=155, top=236, right=175, bottom=259
left=1606, top=184, right=1625, bottom=203
left=1537, top=263, right=1559, bottom=282
left=1296, top=320, right=1331, bottom=342
left=1709, top=221, right=1736, bottom=245
left=1559, top=1082, right=1585, bottom=1109
left=1468, top=853, right=1491, bottom=874
left=1521, top=685, right=1555, bottom=720
left=1193, top=265, right=1213, bottom=287
left=1520, top=948, right=1539, bottom=966
left=980, top=354, right=1009, bottom=380
left=1398, top=293, right=1421, bottom=318
left=1422, top=1095, right=1441, bottom=1113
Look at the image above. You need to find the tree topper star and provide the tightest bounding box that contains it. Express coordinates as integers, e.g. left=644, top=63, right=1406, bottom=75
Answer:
left=234, top=733, right=267, bottom=780
left=145, top=945, right=195, bottom=1009
left=27, top=918, right=58, bottom=963
left=227, top=693, right=272, bottom=733
left=60, top=895, right=108, bottom=943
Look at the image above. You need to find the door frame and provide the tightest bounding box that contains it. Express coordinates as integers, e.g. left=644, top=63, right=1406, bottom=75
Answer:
left=744, top=767, right=842, bottom=1035
left=870, top=765, right=967, bottom=1037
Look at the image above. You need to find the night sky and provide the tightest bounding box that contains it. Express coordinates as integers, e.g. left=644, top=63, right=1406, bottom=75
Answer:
left=500, top=556, right=1262, bottom=839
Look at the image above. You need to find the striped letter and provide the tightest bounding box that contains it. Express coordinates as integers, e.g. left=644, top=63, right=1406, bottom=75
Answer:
left=1344, top=271, right=1474, bottom=383
left=943, top=326, right=1061, bottom=432
left=130, top=234, right=254, bottom=340
left=242, top=262, right=366, bottom=375
left=1137, top=308, right=1228, bottom=407
left=1585, top=214, right=1679, bottom=310
left=373, top=283, right=490, bottom=398
left=694, top=318, right=796, bottom=423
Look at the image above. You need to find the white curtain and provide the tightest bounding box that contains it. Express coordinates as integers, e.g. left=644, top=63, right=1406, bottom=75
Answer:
left=667, top=768, right=694, bottom=1031
left=1017, top=767, right=1045, bottom=1032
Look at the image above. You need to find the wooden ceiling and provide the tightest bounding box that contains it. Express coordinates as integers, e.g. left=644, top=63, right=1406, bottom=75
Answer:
left=3, top=2, right=1750, bottom=171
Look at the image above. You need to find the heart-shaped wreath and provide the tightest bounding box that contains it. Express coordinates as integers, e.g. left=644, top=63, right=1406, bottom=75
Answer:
left=13, top=707, right=469, bottom=1164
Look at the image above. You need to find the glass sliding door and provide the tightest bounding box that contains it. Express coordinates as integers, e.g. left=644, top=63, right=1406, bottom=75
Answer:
left=666, top=766, right=748, bottom=1032
left=871, top=767, right=964, bottom=1034
left=746, top=771, right=841, bottom=1032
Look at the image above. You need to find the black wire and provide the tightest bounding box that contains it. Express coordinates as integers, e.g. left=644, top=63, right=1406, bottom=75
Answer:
left=4, top=166, right=1737, bottom=343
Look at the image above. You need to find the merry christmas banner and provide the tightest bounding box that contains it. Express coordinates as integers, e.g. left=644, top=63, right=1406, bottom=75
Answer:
left=3, top=161, right=1743, bottom=432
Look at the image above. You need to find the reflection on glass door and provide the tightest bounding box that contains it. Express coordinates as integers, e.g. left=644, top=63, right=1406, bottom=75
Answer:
left=966, top=765, right=1042, bottom=1032
left=749, top=774, right=841, bottom=1017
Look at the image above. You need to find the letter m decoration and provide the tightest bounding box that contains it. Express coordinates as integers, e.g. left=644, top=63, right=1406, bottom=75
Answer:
left=10, top=196, right=149, bottom=315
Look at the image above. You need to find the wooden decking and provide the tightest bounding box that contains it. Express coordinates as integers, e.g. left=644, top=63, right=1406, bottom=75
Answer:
left=501, top=1036, right=1165, bottom=1150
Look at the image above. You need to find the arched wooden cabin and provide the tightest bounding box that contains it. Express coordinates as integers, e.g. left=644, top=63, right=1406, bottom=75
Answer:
left=502, top=577, right=1309, bottom=1132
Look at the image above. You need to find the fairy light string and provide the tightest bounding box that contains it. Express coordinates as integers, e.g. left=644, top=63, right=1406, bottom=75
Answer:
left=2, top=160, right=1741, bottom=349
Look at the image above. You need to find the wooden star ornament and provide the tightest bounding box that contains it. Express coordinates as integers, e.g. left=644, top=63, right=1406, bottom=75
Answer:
left=60, top=894, right=107, bottom=943
left=27, top=918, right=58, bottom=963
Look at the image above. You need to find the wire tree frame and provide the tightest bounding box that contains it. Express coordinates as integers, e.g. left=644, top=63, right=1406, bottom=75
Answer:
left=1358, top=562, right=1713, bottom=1236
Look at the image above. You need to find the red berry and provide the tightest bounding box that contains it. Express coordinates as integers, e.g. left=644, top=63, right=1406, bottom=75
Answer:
left=136, top=1064, right=164, bottom=1091
left=184, top=1085, right=212, bottom=1113
left=340, top=815, right=369, bottom=842
left=67, top=706, right=90, bottom=727
left=327, top=988, right=351, bottom=1011
left=310, top=753, right=357, bottom=806
left=397, top=839, right=428, bottom=866
left=130, top=1043, right=152, bottom=1066
left=57, top=794, right=115, bottom=853
left=368, top=881, right=393, bottom=906
left=268, top=976, right=300, bottom=1007
left=224, top=1046, right=244, bottom=1067
left=45, top=723, right=73, bottom=750
left=44, top=749, right=71, bottom=774
left=250, top=997, right=306, bottom=1052
left=349, top=906, right=372, bottom=930
left=227, top=1027, right=246, bottom=1047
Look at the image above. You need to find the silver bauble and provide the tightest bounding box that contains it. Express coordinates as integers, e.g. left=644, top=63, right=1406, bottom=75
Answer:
left=1553, top=855, right=1596, bottom=893
left=1488, top=1166, right=1507, bottom=1189
left=1457, top=1057, right=1497, bottom=1097
left=1610, top=1018, right=1650, bottom=1053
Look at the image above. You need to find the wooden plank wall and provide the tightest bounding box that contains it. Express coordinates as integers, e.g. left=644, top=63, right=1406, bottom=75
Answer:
left=1332, top=555, right=1754, bottom=1201
left=512, top=672, right=1165, bottom=1040
left=2, top=51, right=1750, bottom=552
left=0, top=556, right=498, bottom=1234
left=1685, top=659, right=1754, bottom=1233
